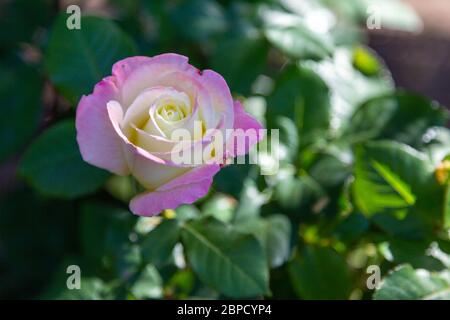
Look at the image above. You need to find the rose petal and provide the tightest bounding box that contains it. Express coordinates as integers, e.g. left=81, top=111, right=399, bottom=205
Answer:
left=114, top=54, right=198, bottom=107
left=129, top=165, right=220, bottom=216
left=122, top=86, right=171, bottom=138
left=198, top=70, right=234, bottom=137
left=76, top=76, right=130, bottom=175
left=112, top=54, right=226, bottom=133
left=107, top=100, right=189, bottom=189
left=227, top=100, right=264, bottom=157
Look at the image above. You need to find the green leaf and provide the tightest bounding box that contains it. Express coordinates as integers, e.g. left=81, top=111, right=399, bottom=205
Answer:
left=319, top=0, right=364, bottom=22
left=301, top=48, right=393, bottom=132
left=175, top=205, right=201, bottom=221
left=309, top=151, right=352, bottom=188
left=115, top=244, right=142, bottom=279
left=266, top=25, right=330, bottom=60
left=166, top=269, right=196, bottom=298
left=267, top=65, right=331, bottom=143
left=275, top=175, right=308, bottom=210
left=379, top=239, right=446, bottom=271
left=263, top=9, right=332, bottom=60
left=141, top=219, right=181, bottom=266
left=374, top=265, right=450, bottom=300
left=45, top=15, right=136, bottom=103
left=421, top=127, right=450, bottom=166
left=353, top=141, right=433, bottom=217
left=0, top=59, right=42, bottom=162
left=373, top=213, right=427, bottom=240
left=280, top=0, right=332, bottom=18
left=202, top=194, right=237, bottom=223
left=169, top=0, right=227, bottom=42
left=276, top=116, right=300, bottom=163
left=80, top=202, right=135, bottom=269
left=265, top=215, right=292, bottom=268
left=274, top=168, right=323, bottom=211
left=288, top=246, right=351, bottom=299
left=236, top=215, right=292, bottom=268
left=19, top=120, right=109, bottom=198
left=334, top=213, right=370, bottom=243
left=213, top=163, right=251, bottom=197
left=372, top=160, right=416, bottom=204
left=234, top=179, right=266, bottom=222
left=211, top=34, right=269, bottom=95
left=181, top=219, right=269, bottom=298
left=345, top=92, right=449, bottom=146
left=444, top=184, right=450, bottom=229
left=130, top=265, right=163, bottom=299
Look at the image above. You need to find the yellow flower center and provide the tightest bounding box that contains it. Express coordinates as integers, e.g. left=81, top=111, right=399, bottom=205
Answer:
left=157, top=104, right=186, bottom=122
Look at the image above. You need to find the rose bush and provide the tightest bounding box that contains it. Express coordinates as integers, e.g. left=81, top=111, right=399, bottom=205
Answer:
left=4, top=0, right=450, bottom=300
left=76, top=53, right=262, bottom=216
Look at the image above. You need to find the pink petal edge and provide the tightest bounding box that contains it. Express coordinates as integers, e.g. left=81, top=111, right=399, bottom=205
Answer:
left=129, top=165, right=220, bottom=216
left=227, top=100, right=264, bottom=157
left=76, top=77, right=130, bottom=175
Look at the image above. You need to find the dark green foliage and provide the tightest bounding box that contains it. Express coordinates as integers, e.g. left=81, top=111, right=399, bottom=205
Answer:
left=1, top=0, right=449, bottom=300
left=19, top=120, right=110, bottom=199
left=0, top=58, right=42, bottom=162
left=45, top=15, right=137, bottom=103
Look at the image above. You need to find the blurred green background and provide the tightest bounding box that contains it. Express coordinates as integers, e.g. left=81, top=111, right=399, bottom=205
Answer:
left=1, top=0, right=450, bottom=300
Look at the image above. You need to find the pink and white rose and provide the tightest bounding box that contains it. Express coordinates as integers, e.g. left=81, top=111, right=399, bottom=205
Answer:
left=76, top=53, right=262, bottom=216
